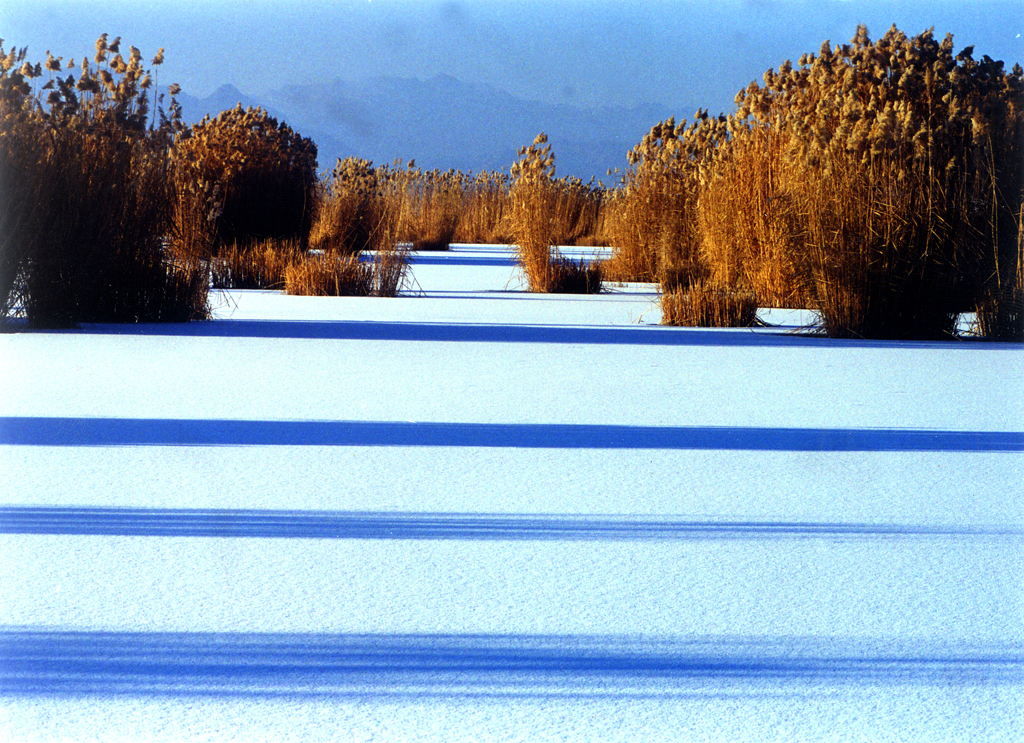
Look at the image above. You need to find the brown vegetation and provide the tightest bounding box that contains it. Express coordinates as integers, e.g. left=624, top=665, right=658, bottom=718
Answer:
left=454, top=171, right=512, bottom=244
left=171, top=105, right=318, bottom=258
left=660, top=281, right=758, bottom=328
left=604, top=25, right=1023, bottom=339
left=0, top=35, right=209, bottom=327
left=284, top=253, right=371, bottom=296
left=396, top=164, right=463, bottom=251
left=282, top=247, right=409, bottom=298
left=509, top=134, right=603, bottom=294
left=4, top=27, right=1020, bottom=340
left=211, top=239, right=301, bottom=290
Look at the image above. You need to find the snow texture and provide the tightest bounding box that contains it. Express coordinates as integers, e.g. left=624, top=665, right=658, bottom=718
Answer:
left=1, top=245, right=1022, bottom=741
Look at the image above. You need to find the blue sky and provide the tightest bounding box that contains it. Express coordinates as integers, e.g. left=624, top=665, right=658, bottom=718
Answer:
left=3, top=0, right=1022, bottom=113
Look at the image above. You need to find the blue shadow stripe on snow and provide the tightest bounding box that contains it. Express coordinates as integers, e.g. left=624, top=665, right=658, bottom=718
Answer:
left=69, top=319, right=764, bottom=344
left=408, top=254, right=518, bottom=267
left=1, top=417, right=1022, bottom=451
left=52, top=319, right=990, bottom=349
left=4, top=508, right=1018, bottom=540
left=2, top=631, right=1020, bottom=697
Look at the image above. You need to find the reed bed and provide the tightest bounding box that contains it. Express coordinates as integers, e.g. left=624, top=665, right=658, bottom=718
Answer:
left=393, top=164, right=463, bottom=251
left=1, top=36, right=209, bottom=327
left=596, top=187, right=659, bottom=283
left=661, top=281, right=758, bottom=328
left=603, top=25, right=1023, bottom=339
left=283, top=244, right=410, bottom=298
left=310, top=157, right=386, bottom=255
left=600, top=116, right=713, bottom=289
left=284, top=254, right=371, bottom=296
left=454, top=171, right=512, bottom=244
left=211, top=240, right=301, bottom=290
left=5, top=28, right=1019, bottom=339
left=508, top=134, right=603, bottom=294
left=171, top=105, right=318, bottom=258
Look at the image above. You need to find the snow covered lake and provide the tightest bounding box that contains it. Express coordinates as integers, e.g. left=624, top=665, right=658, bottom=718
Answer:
left=1, top=244, right=1022, bottom=741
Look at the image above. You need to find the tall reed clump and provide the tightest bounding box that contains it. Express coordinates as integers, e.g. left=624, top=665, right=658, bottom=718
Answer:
left=603, top=115, right=759, bottom=324
left=0, top=36, right=208, bottom=327
left=696, top=121, right=809, bottom=309
left=720, top=26, right=1024, bottom=339
left=298, top=157, right=409, bottom=297
left=171, top=105, right=318, bottom=258
left=631, top=116, right=720, bottom=292
left=310, top=157, right=386, bottom=254
left=509, top=134, right=602, bottom=293
left=396, top=163, right=464, bottom=251
left=609, top=25, right=1022, bottom=338
left=454, top=170, right=512, bottom=244
left=211, top=239, right=301, bottom=290
left=602, top=116, right=718, bottom=289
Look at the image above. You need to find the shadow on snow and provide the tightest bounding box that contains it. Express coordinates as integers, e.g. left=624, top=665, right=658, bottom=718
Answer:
left=1, top=417, right=1021, bottom=451
left=1, top=630, right=1020, bottom=698
left=38, top=318, right=1012, bottom=349
left=2, top=507, right=1019, bottom=540
left=408, top=254, right=518, bottom=267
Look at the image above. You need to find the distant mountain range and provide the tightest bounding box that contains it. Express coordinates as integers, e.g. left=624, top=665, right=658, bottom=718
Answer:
left=174, top=76, right=687, bottom=182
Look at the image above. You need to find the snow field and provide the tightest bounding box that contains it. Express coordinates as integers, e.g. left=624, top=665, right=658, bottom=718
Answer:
left=1, top=245, right=1021, bottom=741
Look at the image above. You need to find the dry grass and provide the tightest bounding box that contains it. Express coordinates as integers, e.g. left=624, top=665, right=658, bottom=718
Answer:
left=549, top=177, right=604, bottom=246
left=395, top=164, right=463, bottom=251
left=312, top=156, right=600, bottom=266
left=661, top=281, right=758, bottom=327
left=7, top=28, right=1017, bottom=339
left=310, top=157, right=387, bottom=254
left=284, top=254, right=371, bottom=296
left=605, top=25, right=1023, bottom=339
left=602, top=117, right=713, bottom=288
left=312, top=160, right=511, bottom=255
left=550, top=256, right=604, bottom=294
left=597, top=191, right=658, bottom=283
left=974, top=288, right=1024, bottom=340
left=971, top=206, right=1024, bottom=340
left=454, top=171, right=512, bottom=244
left=171, top=105, right=318, bottom=258
left=509, top=134, right=558, bottom=291
left=211, top=240, right=301, bottom=290
left=697, top=129, right=809, bottom=309
left=283, top=243, right=410, bottom=298
left=1, top=36, right=209, bottom=327
left=508, top=134, right=603, bottom=294
left=368, top=243, right=411, bottom=297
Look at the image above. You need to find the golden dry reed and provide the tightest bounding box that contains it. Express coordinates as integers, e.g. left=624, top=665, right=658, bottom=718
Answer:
left=509, top=134, right=602, bottom=293
left=606, top=25, right=1023, bottom=339
left=8, top=28, right=1016, bottom=338
left=211, top=239, right=302, bottom=290
left=284, top=254, right=371, bottom=296
left=661, top=281, right=758, bottom=328
left=171, top=105, right=318, bottom=258
left=304, top=156, right=410, bottom=296
left=454, top=170, right=512, bottom=244
left=0, top=35, right=208, bottom=326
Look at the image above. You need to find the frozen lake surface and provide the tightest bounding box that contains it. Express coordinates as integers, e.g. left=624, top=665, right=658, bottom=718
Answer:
left=1, top=245, right=1022, bottom=741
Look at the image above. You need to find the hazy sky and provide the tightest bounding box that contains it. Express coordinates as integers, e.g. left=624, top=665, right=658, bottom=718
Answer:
left=4, top=0, right=1022, bottom=113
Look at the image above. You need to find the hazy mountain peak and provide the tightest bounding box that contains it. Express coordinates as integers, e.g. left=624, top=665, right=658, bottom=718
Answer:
left=212, top=83, right=243, bottom=98
left=176, top=75, right=685, bottom=180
